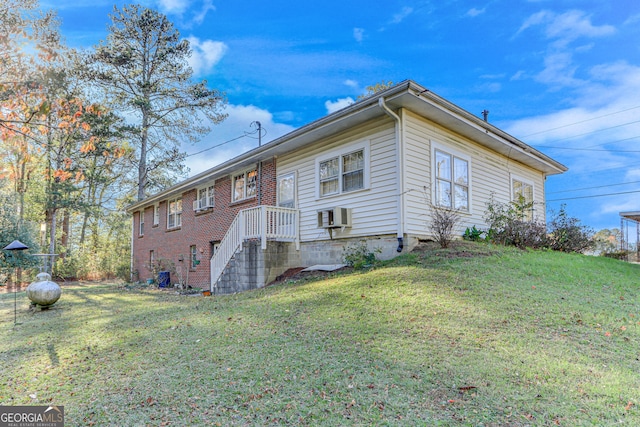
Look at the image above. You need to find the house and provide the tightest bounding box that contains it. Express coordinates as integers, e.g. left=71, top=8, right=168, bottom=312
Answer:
left=126, top=80, right=567, bottom=293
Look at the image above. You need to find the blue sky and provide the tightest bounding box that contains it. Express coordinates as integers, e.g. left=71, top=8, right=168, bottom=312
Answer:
left=43, top=0, right=640, bottom=233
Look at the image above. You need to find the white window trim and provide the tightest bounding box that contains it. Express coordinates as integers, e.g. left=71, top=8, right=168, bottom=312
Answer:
left=231, top=168, right=258, bottom=202
left=277, top=171, right=297, bottom=208
left=138, top=210, right=144, bottom=236
left=315, top=140, right=370, bottom=199
left=194, top=183, right=215, bottom=210
left=431, top=140, right=472, bottom=214
left=167, top=197, right=182, bottom=229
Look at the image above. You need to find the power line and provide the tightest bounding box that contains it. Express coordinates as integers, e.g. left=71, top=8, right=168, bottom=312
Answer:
left=582, top=135, right=640, bottom=149
left=521, top=104, right=640, bottom=138
left=185, top=125, right=267, bottom=158
left=532, top=119, right=640, bottom=144
left=543, top=157, right=640, bottom=178
left=185, top=134, right=250, bottom=158
left=548, top=180, right=640, bottom=194
left=537, top=145, right=640, bottom=153
left=547, top=189, right=640, bottom=202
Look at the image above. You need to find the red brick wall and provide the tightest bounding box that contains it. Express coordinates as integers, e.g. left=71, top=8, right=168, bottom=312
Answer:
left=131, top=159, right=277, bottom=288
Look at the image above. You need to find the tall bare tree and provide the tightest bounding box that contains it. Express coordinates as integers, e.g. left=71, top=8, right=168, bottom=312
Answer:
left=79, top=4, right=227, bottom=201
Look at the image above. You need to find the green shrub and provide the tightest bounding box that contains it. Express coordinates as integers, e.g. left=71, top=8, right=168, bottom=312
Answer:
left=547, top=205, right=594, bottom=253
left=484, top=196, right=548, bottom=249
left=463, top=226, right=485, bottom=242
left=343, top=241, right=381, bottom=269
left=602, top=250, right=628, bottom=260
left=54, top=255, right=84, bottom=280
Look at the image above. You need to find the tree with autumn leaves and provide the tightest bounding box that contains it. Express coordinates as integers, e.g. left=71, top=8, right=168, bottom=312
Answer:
left=1, top=2, right=226, bottom=280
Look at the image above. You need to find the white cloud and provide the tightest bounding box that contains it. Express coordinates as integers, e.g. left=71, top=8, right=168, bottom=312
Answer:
left=324, top=97, right=355, bottom=114
left=517, top=10, right=615, bottom=46
left=515, top=10, right=617, bottom=89
left=390, top=7, right=414, bottom=25
left=185, top=104, right=296, bottom=176
left=466, top=8, right=485, bottom=18
left=192, top=0, right=216, bottom=25
left=600, top=198, right=640, bottom=215
left=186, top=36, right=227, bottom=76
left=504, top=62, right=640, bottom=180
left=535, top=52, right=581, bottom=86
left=510, top=70, right=526, bottom=81
left=623, top=13, right=640, bottom=26
left=344, top=79, right=359, bottom=89
left=476, top=82, right=501, bottom=93
left=353, top=27, right=365, bottom=43
left=157, top=0, right=190, bottom=15
left=626, top=168, right=640, bottom=180
left=479, top=73, right=506, bottom=80
left=545, top=10, right=615, bottom=41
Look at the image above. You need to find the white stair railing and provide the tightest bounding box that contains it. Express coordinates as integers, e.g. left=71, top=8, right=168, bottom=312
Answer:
left=210, top=206, right=298, bottom=291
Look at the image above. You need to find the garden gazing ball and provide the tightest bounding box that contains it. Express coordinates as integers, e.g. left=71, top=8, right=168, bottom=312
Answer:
left=26, top=273, right=61, bottom=307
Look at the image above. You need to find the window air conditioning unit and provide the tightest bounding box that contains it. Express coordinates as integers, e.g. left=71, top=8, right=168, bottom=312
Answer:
left=317, top=207, right=352, bottom=228
left=193, top=199, right=212, bottom=211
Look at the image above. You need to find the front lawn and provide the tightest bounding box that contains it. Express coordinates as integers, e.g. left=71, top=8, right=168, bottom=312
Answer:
left=1, top=243, right=639, bottom=426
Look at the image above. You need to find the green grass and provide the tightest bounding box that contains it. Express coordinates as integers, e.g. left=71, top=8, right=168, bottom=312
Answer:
left=1, top=242, right=639, bottom=426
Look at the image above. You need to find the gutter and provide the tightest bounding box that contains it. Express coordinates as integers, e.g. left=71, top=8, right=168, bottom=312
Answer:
left=378, top=97, right=405, bottom=252
left=412, top=85, right=567, bottom=175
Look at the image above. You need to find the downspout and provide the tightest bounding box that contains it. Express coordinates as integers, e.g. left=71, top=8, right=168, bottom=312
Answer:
left=378, top=97, right=405, bottom=252
left=130, top=214, right=135, bottom=282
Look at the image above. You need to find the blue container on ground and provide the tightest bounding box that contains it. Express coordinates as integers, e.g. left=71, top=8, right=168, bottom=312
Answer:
left=158, top=271, right=170, bottom=288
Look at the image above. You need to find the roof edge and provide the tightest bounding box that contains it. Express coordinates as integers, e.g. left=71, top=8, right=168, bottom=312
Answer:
left=127, top=79, right=567, bottom=212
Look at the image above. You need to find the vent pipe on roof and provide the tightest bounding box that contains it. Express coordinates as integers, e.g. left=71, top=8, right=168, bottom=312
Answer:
left=482, top=110, right=489, bottom=122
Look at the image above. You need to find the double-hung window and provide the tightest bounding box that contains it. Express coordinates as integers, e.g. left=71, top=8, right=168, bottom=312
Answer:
left=512, top=176, right=534, bottom=221
left=138, top=210, right=144, bottom=236
left=232, top=169, right=258, bottom=202
left=317, top=143, right=368, bottom=198
left=434, top=147, right=469, bottom=211
left=190, top=245, right=198, bottom=269
left=277, top=173, right=296, bottom=208
left=153, top=204, right=159, bottom=226
left=195, top=184, right=215, bottom=210
left=167, top=198, right=182, bottom=228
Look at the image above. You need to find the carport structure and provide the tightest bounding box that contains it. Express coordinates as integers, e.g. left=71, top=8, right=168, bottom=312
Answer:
left=620, top=211, right=640, bottom=262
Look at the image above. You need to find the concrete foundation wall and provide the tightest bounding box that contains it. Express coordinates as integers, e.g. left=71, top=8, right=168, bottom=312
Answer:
left=298, top=234, right=419, bottom=266
left=212, top=234, right=420, bottom=295
left=213, top=240, right=301, bottom=295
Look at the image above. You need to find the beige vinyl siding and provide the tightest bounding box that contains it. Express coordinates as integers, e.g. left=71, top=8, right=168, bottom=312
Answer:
left=277, top=118, right=398, bottom=242
left=402, top=110, right=547, bottom=237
